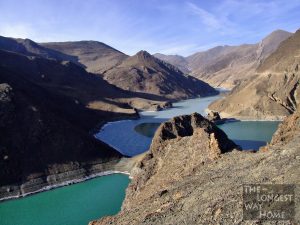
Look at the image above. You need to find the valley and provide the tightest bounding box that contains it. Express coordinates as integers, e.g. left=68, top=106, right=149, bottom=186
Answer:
left=0, top=4, right=299, bottom=223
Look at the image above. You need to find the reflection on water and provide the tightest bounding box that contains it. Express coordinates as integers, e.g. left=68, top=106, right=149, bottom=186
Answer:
left=134, top=123, right=161, bottom=138
left=217, top=121, right=280, bottom=150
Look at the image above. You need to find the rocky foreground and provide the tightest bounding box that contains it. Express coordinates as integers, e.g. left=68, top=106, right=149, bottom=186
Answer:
left=91, top=112, right=300, bottom=225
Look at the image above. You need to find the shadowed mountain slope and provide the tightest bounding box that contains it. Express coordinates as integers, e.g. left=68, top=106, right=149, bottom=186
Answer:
left=0, top=49, right=132, bottom=198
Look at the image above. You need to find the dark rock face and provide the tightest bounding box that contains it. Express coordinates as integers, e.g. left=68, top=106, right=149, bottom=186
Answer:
left=150, top=113, right=237, bottom=154
left=206, top=111, right=221, bottom=122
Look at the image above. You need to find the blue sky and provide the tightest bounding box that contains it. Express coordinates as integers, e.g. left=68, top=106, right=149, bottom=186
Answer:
left=0, top=0, right=299, bottom=56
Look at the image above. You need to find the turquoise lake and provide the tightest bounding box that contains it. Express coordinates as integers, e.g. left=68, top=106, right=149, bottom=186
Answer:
left=0, top=174, right=129, bottom=225
left=96, top=94, right=280, bottom=154
left=0, top=93, right=281, bottom=225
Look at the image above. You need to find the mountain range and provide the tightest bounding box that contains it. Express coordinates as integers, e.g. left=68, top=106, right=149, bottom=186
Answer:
left=154, top=30, right=292, bottom=88
left=102, top=50, right=217, bottom=99
left=1, top=28, right=299, bottom=202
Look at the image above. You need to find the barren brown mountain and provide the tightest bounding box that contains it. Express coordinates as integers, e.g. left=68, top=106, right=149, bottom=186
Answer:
left=42, top=41, right=128, bottom=74
left=209, top=29, right=300, bottom=120
left=42, top=40, right=218, bottom=101
left=155, top=30, right=292, bottom=88
left=103, top=50, right=218, bottom=99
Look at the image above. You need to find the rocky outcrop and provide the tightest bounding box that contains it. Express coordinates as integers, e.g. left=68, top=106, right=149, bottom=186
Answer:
left=103, top=51, right=218, bottom=100
left=126, top=113, right=238, bottom=195
left=206, top=110, right=221, bottom=123
left=91, top=111, right=300, bottom=225
left=209, top=29, right=300, bottom=120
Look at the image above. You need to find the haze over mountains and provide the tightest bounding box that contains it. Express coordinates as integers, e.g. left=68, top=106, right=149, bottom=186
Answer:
left=154, top=30, right=292, bottom=88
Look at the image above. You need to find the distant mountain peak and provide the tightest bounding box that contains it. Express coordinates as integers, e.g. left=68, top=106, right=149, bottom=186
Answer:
left=262, top=29, right=292, bottom=42
left=136, top=50, right=152, bottom=59
left=269, top=29, right=290, bottom=34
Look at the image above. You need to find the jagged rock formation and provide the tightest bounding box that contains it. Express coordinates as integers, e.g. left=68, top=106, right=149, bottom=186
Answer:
left=206, top=111, right=221, bottom=122
left=42, top=41, right=128, bottom=74
left=209, top=29, right=300, bottom=120
left=155, top=30, right=292, bottom=88
left=103, top=51, right=218, bottom=99
left=91, top=111, right=300, bottom=225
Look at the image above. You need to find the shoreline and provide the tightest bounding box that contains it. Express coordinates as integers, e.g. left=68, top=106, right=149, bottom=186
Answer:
left=95, top=94, right=284, bottom=156
left=0, top=170, right=130, bottom=203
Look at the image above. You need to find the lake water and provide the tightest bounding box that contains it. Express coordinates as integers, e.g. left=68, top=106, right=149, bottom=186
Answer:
left=0, top=94, right=281, bottom=225
left=0, top=174, right=129, bottom=225
left=217, top=121, right=280, bottom=150
left=95, top=95, right=280, bottom=155
left=95, top=95, right=222, bottom=156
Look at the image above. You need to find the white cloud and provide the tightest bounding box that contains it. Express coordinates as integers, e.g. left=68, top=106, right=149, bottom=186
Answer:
left=186, top=2, right=222, bottom=30
left=158, top=44, right=199, bottom=56
left=0, top=23, right=36, bottom=39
